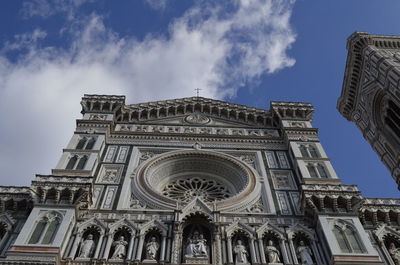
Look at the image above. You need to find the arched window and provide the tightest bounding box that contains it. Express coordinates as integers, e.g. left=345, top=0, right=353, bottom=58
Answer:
left=307, top=164, right=318, bottom=178
left=333, top=223, right=364, bottom=254
left=344, top=228, right=363, bottom=253
left=41, top=218, right=61, bottom=244
left=85, top=138, right=96, bottom=150
left=317, top=164, right=328, bottom=178
left=76, top=156, right=88, bottom=170
left=300, top=145, right=309, bottom=158
left=385, top=100, right=400, bottom=141
left=28, top=218, right=47, bottom=244
left=76, top=138, right=87, bottom=149
left=308, top=146, right=319, bottom=158
left=66, top=155, right=78, bottom=170
left=28, top=212, right=62, bottom=245
left=333, top=226, right=351, bottom=253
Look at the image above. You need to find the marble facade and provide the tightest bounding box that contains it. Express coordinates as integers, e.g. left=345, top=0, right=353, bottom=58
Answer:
left=0, top=94, right=398, bottom=265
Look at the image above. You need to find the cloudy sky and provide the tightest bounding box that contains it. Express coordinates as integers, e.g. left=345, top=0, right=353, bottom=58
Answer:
left=0, top=0, right=399, bottom=197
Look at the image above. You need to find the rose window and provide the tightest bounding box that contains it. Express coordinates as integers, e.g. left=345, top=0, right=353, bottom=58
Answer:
left=162, top=177, right=231, bottom=203
left=133, top=150, right=258, bottom=210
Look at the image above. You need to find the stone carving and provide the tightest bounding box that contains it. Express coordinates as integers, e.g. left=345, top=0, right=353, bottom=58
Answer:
left=185, top=231, right=208, bottom=258
left=248, top=199, right=263, bottom=213
left=145, top=236, right=159, bottom=260
left=111, top=236, right=128, bottom=260
left=78, top=234, right=96, bottom=258
left=89, top=114, right=107, bottom=120
left=101, top=169, right=119, bottom=183
left=296, top=241, right=314, bottom=265
left=185, top=113, right=210, bottom=124
left=140, top=152, right=154, bottom=161
left=130, top=194, right=145, bottom=209
left=389, top=243, right=400, bottom=265
left=239, top=155, right=255, bottom=167
left=265, top=240, right=280, bottom=263
left=233, top=240, right=249, bottom=265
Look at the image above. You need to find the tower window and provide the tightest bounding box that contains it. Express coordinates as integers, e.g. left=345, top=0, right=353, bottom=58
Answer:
left=65, top=155, right=88, bottom=170
left=75, top=137, right=96, bottom=150
left=66, top=155, right=78, bottom=170
left=333, top=223, right=364, bottom=253
left=299, top=144, right=319, bottom=158
left=76, top=156, right=88, bottom=170
left=307, top=163, right=329, bottom=178
left=385, top=100, right=400, bottom=141
left=307, top=164, right=318, bottom=178
left=28, top=212, right=62, bottom=245
left=76, top=138, right=87, bottom=149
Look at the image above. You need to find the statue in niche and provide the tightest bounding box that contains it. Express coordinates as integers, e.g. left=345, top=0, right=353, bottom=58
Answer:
left=233, top=240, right=249, bottom=265
left=185, top=230, right=208, bottom=258
left=145, top=236, right=160, bottom=260
left=111, top=236, right=128, bottom=260
left=265, top=240, right=280, bottom=263
left=78, top=234, right=96, bottom=258
left=296, top=241, right=314, bottom=265
left=389, top=243, right=400, bottom=265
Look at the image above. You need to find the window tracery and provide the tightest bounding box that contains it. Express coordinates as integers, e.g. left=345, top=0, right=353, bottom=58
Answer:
left=162, top=177, right=231, bottom=203
left=299, top=144, right=319, bottom=158
left=332, top=221, right=364, bottom=253
left=306, top=163, right=329, bottom=178
left=28, top=211, right=62, bottom=245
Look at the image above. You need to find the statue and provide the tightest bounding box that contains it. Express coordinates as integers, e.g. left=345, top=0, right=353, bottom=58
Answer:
left=389, top=243, right=400, bottom=265
left=146, top=236, right=160, bottom=260
left=78, top=234, right=96, bottom=258
left=296, top=241, right=314, bottom=265
left=233, top=240, right=249, bottom=265
left=265, top=240, right=280, bottom=263
left=111, top=236, right=128, bottom=260
left=185, top=230, right=208, bottom=257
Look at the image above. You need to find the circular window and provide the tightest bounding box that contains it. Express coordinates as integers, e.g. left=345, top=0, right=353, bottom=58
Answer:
left=133, top=150, right=257, bottom=210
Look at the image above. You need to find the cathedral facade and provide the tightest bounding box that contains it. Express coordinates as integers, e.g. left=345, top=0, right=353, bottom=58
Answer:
left=338, top=32, right=400, bottom=188
left=0, top=94, right=399, bottom=265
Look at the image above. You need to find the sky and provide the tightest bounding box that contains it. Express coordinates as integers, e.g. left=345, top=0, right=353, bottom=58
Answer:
left=0, top=0, right=399, bottom=198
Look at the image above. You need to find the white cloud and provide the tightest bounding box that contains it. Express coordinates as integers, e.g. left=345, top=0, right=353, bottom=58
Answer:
left=0, top=0, right=296, bottom=185
left=144, top=0, right=168, bottom=11
left=20, top=0, right=92, bottom=20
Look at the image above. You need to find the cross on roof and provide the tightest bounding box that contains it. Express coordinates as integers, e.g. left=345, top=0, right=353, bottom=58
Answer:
left=195, top=88, right=202, bottom=98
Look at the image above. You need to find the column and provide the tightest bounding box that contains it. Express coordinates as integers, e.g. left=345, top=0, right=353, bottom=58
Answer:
left=135, top=235, right=145, bottom=261
left=215, top=233, right=223, bottom=265
left=227, top=237, right=233, bottom=264
left=68, top=233, right=82, bottom=259
left=311, top=241, right=323, bottom=265
left=257, top=238, right=266, bottom=264
left=171, top=232, right=182, bottom=264
left=127, top=234, right=136, bottom=260
left=289, top=238, right=298, bottom=264
left=279, top=239, right=290, bottom=264
left=0, top=231, right=10, bottom=252
left=249, top=238, right=258, bottom=264
left=160, top=235, right=167, bottom=262
left=102, top=234, right=113, bottom=259
left=94, top=234, right=104, bottom=259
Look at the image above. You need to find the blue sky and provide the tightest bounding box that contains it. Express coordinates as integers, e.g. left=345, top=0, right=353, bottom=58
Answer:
left=0, top=0, right=399, bottom=198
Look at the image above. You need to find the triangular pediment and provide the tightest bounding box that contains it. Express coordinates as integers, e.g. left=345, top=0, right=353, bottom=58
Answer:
left=116, top=97, right=274, bottom=128
left=226, top=221, right=255, bottom=238
left=180, top=198, right=213, bottom=222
